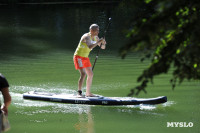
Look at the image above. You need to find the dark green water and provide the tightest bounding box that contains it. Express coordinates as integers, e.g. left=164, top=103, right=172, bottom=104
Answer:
left=0, top=4, right=199, bottom=133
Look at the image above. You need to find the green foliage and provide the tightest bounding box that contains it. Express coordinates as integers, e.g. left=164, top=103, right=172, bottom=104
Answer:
left=120, top=0, right=200, bottom=95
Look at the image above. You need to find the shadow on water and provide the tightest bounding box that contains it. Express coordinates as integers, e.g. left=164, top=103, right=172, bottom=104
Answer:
left=0, top=4, right=128, bottom=61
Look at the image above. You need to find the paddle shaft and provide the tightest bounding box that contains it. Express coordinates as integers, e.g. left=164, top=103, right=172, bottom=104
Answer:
left=92, top=18, right=111, bottom=71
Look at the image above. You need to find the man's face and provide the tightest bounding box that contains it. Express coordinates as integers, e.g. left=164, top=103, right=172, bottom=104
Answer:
left=91, top=28, right=99, bottom=36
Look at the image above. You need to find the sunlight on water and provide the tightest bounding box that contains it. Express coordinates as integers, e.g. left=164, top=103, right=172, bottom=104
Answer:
left=29, top=119, right=47, bottom=123
left=162, top=101, right=175, bottom=107
left=93, top=82, right=130, bottom=91
left=9, top=86, right=95, bottom=115
left=8, top=86, right=86, bottom=115
left=13, top=92, right=94, bottom=115
left=11, top=85, right=75, bottom=94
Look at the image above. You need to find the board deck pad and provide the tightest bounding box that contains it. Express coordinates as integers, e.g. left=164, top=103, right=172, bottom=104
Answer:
left=23, top=91, right=167, bottom=105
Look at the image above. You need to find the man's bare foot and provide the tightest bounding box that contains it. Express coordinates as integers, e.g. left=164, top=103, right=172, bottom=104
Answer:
left=86, top=93, right=98, bottom=97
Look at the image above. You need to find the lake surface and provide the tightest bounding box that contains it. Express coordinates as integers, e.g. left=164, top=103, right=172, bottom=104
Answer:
left=0, top=3, right=199, bottom=133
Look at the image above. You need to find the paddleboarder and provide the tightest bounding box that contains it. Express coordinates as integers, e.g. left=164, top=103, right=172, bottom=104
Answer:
left=74, top=24, right=106, bottom=97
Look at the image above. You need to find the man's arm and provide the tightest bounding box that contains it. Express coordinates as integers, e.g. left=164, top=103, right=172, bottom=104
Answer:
left=84, top=35, right=104, bottom=49
left=1, top=87, right=11, bottom=115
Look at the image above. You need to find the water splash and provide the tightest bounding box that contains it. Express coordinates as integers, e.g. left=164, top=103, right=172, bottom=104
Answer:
left=162, top=101, right=175, bottom=107
left=11, top=85, right=75, bottom=94
left=10, top=85, right=93, bottom=115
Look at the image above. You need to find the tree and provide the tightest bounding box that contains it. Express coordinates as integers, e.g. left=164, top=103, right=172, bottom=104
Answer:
left=119, top=0, right=200, bottom=96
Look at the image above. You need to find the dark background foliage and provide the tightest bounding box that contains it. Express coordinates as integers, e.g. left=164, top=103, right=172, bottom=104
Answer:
left=120, top=0, right=200, bottom=95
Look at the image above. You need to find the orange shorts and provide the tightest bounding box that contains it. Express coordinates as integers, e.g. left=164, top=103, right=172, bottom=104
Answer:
left=73, top=55, right=92, bottom=70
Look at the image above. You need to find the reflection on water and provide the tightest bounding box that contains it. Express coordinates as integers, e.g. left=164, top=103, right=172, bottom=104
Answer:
left=74, top=107, right=94, bottom=133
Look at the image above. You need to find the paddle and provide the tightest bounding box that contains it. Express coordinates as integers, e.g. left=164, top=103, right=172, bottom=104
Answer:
left=92, top=18, right=112, bottom=71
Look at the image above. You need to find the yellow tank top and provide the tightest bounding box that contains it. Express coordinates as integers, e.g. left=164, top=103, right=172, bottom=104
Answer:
left=74, top=35, right=97, bottom=57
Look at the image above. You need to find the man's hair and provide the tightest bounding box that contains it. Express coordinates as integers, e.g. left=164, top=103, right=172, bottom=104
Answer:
left=89, top=24, right=99, bottom=31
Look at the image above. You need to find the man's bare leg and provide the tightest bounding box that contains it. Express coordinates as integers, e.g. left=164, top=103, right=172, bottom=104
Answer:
left=78, top=68, right=86, bottom=93
left=85, top=67, right=94, bottom=96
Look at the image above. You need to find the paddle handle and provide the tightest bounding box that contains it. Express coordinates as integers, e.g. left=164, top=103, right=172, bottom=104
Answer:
left=92, top=43, right=102, bottom=71
left=92, top=18, right=111, bottom=71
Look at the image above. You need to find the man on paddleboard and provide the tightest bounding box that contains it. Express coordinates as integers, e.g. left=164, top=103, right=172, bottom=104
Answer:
left=74, top=24, right=106, bottom=97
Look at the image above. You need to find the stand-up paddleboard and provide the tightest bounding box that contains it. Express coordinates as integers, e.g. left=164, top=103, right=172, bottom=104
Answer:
left=23, top=91, right=167, bottom=105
